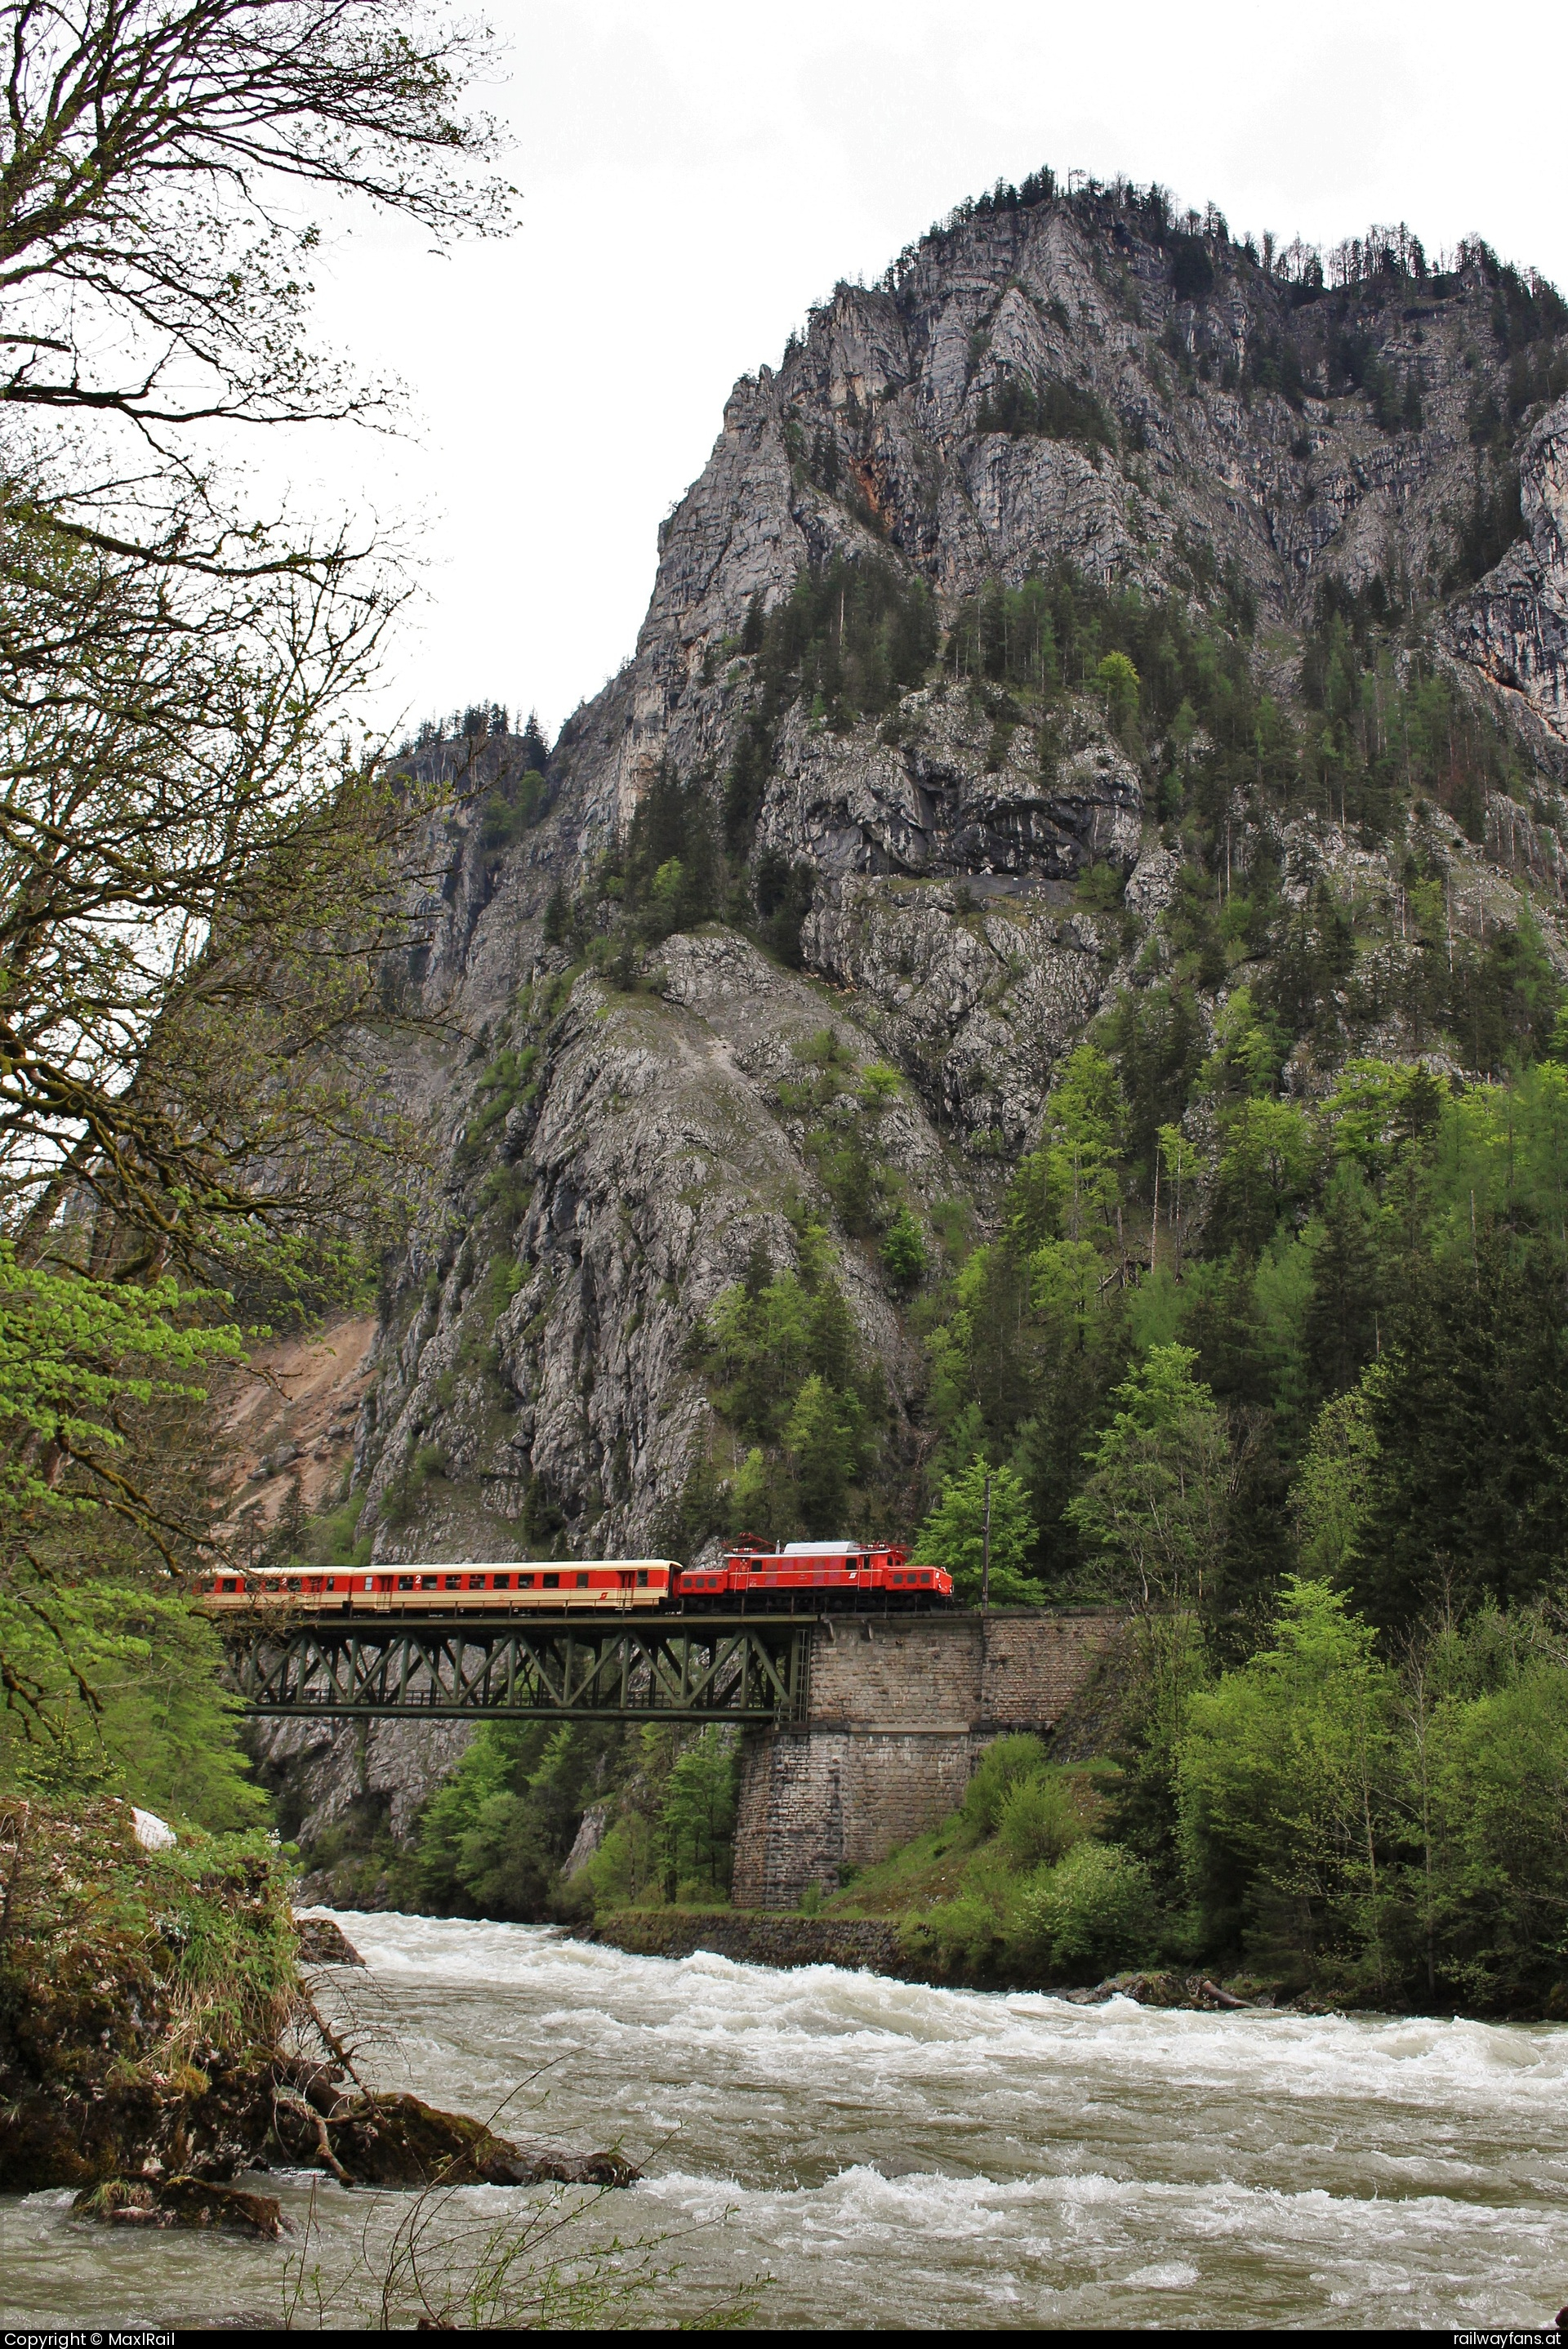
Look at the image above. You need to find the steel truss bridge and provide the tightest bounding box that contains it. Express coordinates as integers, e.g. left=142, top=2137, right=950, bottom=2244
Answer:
left=227, top=1612, right=813, bottom=1725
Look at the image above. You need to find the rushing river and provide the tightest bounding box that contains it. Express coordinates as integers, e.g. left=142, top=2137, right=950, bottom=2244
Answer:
left=4, top=1909, right=1566, bottom=2331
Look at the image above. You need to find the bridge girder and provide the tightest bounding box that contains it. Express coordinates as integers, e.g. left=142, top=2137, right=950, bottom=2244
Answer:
left=226, top=1612, right=813, bottom=1724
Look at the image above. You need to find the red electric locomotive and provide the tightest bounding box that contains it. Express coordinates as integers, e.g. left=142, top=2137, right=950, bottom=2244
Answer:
left=679, top=1539, right=952, bottom=1610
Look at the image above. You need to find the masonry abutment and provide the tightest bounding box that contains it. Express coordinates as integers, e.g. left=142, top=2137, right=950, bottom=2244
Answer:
left=730, top=1607, right=1120, bottom=1910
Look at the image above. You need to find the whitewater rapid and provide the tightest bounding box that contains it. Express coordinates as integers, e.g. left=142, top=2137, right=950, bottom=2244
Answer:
left=4, top=1909, right=1565, bottom=2329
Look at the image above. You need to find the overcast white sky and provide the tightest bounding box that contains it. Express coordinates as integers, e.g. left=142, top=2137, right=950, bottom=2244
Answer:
left=286, top=0, right=1568, bottom=746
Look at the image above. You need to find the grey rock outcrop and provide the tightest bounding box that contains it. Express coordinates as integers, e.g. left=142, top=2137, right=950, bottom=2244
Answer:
left=1449, top=394, right=1568, bottom=760
left=250, top=1714, right=474, bottom=1847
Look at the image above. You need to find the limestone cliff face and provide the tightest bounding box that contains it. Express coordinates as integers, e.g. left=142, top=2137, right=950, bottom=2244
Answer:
left=307, top=189, right=1568, bottom=1599
left=1450, top=395, right=1568, bottom=758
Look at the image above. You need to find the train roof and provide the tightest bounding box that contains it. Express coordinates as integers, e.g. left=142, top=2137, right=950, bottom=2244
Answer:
left=234, top=1558, right=679, bottom=1574
left=777, top=1540, right=887, bottom=1556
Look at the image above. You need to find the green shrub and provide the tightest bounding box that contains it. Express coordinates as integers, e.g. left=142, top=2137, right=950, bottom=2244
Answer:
left=902, top=1887, right=1005, bottom=1977
left=880, top=1206, right=929, bottom=1288
left=1026, top=1841, right=1155, bottom=1976
left=960, top=1733, right=1049, bottom=1837
left=995, top=1772, right=1086, bottom=1872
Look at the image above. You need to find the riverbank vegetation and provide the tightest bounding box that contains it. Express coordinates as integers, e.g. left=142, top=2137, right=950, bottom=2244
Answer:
left=294, top=1718, right=742, bottom=1926
left=0, top=1799, right=300, bottom=2190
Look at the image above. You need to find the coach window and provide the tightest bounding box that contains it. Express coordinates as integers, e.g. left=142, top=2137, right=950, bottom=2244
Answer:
left=576, top=1572, right=590, bottom=1589
left=637, top=1570, right=648, bottom=1586
left=542, top=1572, right=559, bottom=1589
left=444, top=1574, right=461, bottom=1590
left=397, top=1576, right=413, bottom=1590
left=420, top=1574, right=437, bottom=1589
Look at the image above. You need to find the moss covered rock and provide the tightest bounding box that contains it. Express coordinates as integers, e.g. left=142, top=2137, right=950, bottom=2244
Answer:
left=308, top=2093, right=637, bottom=2189
left=72, top=2174, right=286, bottom=2238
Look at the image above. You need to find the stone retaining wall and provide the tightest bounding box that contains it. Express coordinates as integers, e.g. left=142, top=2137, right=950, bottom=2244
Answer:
left=731, top=1607, right=1121, bottom=1909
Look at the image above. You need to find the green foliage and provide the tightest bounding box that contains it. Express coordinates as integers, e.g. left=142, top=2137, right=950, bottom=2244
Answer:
left=0, top=1805, right=301, bottom=2082
left=960, top=1732, right=1050, bottom=1835
left=880, top=1206, right=929, bottom=1288
left=1169, top=234, right=1214, bottom=301
left=914, top=1458, right=1041, bottom=1605
left=404, top=1717, right=742, bottom=1923
left=0, top=1244, right=243, bottom=1519
left=1010, top=1045, right=1124, bottom=1250
left=938, top=559, right=1527, bottom=854
left=995, top=1771, right=1087, bottom=1871
left=461, top=1045, right=538, bottom=1160
left=724, top=554, right=937, bottom=845
left=1095, top=650, right=1139, bottom=732
left=1069, top=1346, right=1230, bottom=1607
left=615, top=760, right=721, bottom=941
left=1022, top=1840, right=1156, bottom=1973
left=378, top=1440, right=447, bottom=1528
left=1425, top=1645, right=1568, bottom=2009
left=305, top=1495, right=372, bottom=1572
left=976, top=372, right=1114, bottom=450
left=1178, top=1578, right=1392, bottom=1977
left=479, top=768, right=547, bottom=849
left=0, top=1583, right=265, bottom=1830
left=1165, top=1578, right=1568, bottom=2008
left=659, top=1726, right=737, bottom=1897
left=414, top=1720, right=618, bottom=1920
left=692, top=1254, right=884, bottom=1544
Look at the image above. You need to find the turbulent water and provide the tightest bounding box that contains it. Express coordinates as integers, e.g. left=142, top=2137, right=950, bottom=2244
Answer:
left=4, top=1910, right=1566, bottom=2331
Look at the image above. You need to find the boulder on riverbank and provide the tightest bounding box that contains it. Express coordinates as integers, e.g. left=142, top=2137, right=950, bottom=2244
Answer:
left=1065, top=1971, right=1259, bottom=2011
left=295, top=1914, right=366, bottom=1968
left=72, top=2175, right=287, bottom=2238
left=275, top=2089, right=639, bottom=2189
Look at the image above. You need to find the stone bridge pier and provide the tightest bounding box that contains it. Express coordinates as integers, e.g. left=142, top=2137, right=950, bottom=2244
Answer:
left=730, top=1607, right=1120, bottom=1909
